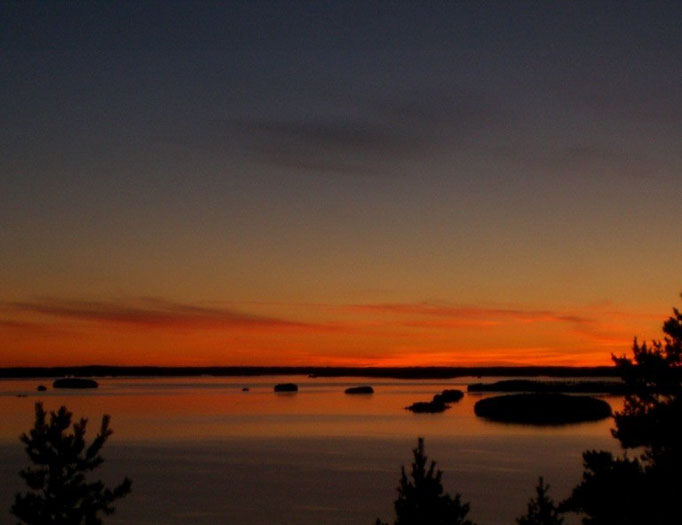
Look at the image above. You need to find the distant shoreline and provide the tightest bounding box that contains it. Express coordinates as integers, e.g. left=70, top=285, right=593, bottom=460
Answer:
left=0, top=365, right=619, bottom=380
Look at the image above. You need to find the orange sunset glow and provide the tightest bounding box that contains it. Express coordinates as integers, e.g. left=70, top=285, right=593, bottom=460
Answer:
left=0, top=297, right=668, bottom=367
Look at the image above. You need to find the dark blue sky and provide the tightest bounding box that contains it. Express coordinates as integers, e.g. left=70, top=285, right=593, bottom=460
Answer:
left=4, top=2, right=680, bottom=167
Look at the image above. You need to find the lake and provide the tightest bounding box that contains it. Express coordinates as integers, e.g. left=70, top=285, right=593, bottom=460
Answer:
left=0, top=376, right=623, bottom=524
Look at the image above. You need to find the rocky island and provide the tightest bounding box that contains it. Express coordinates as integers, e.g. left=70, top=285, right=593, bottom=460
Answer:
left=274, top=383, right=298, bottom=392
left=345, top=386, right=374, bottom=394
left=52, top=378, right=99, bottom=389
left=406, top=388, right=464, bottom=413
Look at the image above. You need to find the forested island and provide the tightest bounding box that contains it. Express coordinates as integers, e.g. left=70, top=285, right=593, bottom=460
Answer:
left=474, top=393, right=613, bottom=424
left=468, top=379, right=629, bottom=394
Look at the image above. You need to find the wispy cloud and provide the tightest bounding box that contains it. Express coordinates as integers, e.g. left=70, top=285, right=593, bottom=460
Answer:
left=0, top=319, right=40, bottom=330
left=5, top=297, right=318, bottom=331
left=365, top=348, right=584, bottom=367
left=188, top=86, right=501, bottom=174
left=346, top=302, right=596, bottom=326
left=344, top=301, right=656, bottom=353
left=167, top=81, right=661, bottom=180
left=2, top=297, right=656, bottom=367
left=0, top=317, right=72, bottom=337
left=491, top=141, right=655, bottom=179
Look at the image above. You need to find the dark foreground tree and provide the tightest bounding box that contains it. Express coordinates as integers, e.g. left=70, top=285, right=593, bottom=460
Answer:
left=516, top=477, right=563, bottom=525
left=562, top=301, right=682, bottom=524
left=376, top=438, right=474, bottom=525
left=12, top=402, right=131, bottom=525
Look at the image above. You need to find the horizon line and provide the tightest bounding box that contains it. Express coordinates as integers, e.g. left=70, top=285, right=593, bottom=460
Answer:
left=0, top=364, right=619, bottom=380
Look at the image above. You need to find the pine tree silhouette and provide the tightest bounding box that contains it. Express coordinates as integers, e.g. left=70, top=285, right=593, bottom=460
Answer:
left=377, top=438, right=474, bottom=525
left=563, top=301, right=682, bottom=524
left=12, top=402, right=131, bottom=525
left=516, top=477, right=563, bottom=525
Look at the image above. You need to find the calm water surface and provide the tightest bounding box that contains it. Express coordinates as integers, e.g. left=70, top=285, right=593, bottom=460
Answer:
left=0, top=376, right=623, bottom=525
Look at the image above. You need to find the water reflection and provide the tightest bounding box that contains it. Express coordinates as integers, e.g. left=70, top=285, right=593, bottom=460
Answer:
left=0, top=376, right=622, bottom=441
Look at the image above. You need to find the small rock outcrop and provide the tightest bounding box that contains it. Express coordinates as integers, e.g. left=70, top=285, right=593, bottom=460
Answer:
left=433, top=389, right=464, bottom=404
left=406, top=400, right=449, bottom=413
left=345, top=386, right=374, bottom=394
left=406, top=388, right=464, bottom=413
left=53, top=378, right=99, bottom=389
left=474, top=393, right=612, bottom=425
left=274, top=383, right=298, bottom=392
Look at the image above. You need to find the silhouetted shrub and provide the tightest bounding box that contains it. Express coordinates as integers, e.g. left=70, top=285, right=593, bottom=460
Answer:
left=376, top=438, right=474, bottom=525
left=561, top=451, right=648, bottom=524
left=516, top=477, right=563, bottom=525
left=12, top=402, right=131, bottom=525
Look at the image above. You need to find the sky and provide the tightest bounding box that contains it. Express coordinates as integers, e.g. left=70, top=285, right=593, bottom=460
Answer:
left=1, top=1, right=681, bottom=367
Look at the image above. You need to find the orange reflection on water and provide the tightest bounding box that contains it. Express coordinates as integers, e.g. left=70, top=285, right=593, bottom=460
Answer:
left=0, top=377, right=624, bottom=443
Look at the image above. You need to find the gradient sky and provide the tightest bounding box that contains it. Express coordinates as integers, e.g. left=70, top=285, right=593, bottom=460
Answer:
left=1, top=1, right=681, bottom=367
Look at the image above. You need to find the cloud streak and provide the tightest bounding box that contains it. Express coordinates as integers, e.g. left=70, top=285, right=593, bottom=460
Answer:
left=346, top=302, right=596, bottom=327
left=2, top=297, right=656, bottom=368
left=0, top=319, right=40, bottom=330
left=189, top=86, right=501, bottom=174
left=5, top=298, right=318, bottom=331
left=169, top=80, right=662, bottom=181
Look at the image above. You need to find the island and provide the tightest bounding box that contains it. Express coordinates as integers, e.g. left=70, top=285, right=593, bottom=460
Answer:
left=274, top=383, right=298, bottom=392
left=406, top=400, right=449, bottom=413
left=345, top=386, right=374, bottom=394
left=473, top=393, right=612, bottom=424
left=433, top=389, right=464, bottom=403
left=52, top=378, right=99, bottom=389
left=467, top=379, right=627, bottom=394
left=406, top=388, right=464, bottom=413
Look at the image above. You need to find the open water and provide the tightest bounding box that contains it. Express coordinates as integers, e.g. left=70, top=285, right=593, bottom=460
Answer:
left=0, top=376, right=622, bottom=525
